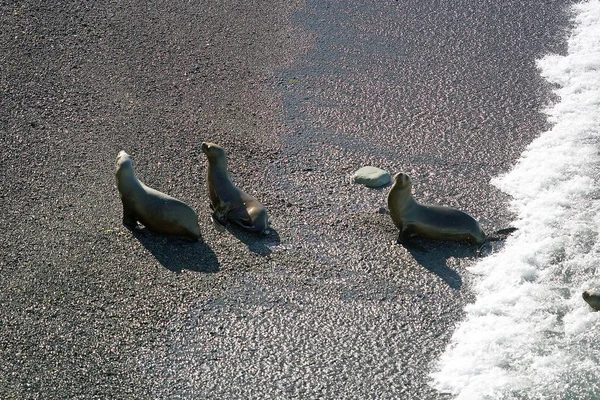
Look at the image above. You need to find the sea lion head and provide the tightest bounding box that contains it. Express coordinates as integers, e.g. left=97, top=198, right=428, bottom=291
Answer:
left=583, top=290, right=591, bottom=300
left=115, top=150, right=137, bottom=188
left=202, top=142, right=227, bottom=164
left=115, top=150, right=133, bottom=172
left=583, top=290, right=600, bottom=311
left=583, top=290, right=598, bottom=302
left=391, top=172, right=412, bottom=191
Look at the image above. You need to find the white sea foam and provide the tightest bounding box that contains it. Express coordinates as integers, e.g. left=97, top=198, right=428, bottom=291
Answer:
left=430, top=1, right=600, bottom=399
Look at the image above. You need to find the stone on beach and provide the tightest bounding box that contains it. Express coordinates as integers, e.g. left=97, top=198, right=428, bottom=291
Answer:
left=353, top=166, right=391, bottom=188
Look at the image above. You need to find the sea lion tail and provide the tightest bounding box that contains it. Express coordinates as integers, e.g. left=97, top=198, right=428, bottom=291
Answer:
left=477, top=227, right=518, bottom=256
left=494, top=227, right=518, bottom=235
left=485, top=227, right=518, bottom=242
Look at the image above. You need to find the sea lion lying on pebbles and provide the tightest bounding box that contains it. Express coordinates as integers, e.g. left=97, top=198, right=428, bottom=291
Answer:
left=201, top=142, right=269, bottom=234
left=115, top=151, right=201, bottom=241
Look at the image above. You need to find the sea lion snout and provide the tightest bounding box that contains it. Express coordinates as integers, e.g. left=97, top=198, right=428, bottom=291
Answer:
left=116, top=150, right=129, bottom=162
left=116, top=150, right=133, bottom=169
left=201, top=142, right=225, bottom=159
left=392, top=172, right=412, bottom=188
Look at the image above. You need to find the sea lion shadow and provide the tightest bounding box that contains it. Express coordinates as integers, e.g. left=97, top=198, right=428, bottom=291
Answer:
left=226, top=225, right=281, bottom=256
left=403, top=240, right=477, bottom=290
left=132, top=229, right=220, bottom=273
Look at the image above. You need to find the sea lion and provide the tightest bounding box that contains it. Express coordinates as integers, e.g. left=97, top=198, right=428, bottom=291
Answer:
left=582, top=290, right=600, bottom=311
left=115, top=150, right=201, bottom=241
left=387, top=172, right=486, bottom=245
left=201, top=142, right=269, bottom=234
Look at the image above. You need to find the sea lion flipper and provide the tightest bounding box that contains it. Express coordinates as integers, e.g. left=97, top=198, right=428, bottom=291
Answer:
left=399, top=223, right=418, bottom=240
left=396, top=231, right=408, bottom=245
left=122, top=202, right=138, bottom=229
left=214, top=201, right=233, bottom=219
left=212, top=213, right=228, bottom=225
left=211, top=200, right=232, bottom=232
left=210, top=214, right=228, bottom=232
left=397, top=236, right=428, bottom=253
left=237, top=216, right=254, bottom=227
left=396, top=225, right=429, bottom=252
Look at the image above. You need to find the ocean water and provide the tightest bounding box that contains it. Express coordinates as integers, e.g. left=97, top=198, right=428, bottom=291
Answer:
left=430, top=1, right=600, bottom=399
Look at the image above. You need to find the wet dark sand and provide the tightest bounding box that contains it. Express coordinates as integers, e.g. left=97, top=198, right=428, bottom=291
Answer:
left=0, top=0, right=572, bottom=398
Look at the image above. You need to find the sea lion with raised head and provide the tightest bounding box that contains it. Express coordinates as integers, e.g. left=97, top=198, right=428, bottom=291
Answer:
left=115, top=151, right=201, bottom=241
left=387, top=172, right=486, bottom=245
left=201, top=142, right=269, bottom=234
left=583, top=290, right=600, bottom=311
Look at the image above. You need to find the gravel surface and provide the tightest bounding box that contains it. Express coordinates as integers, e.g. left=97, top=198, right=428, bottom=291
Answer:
left=1, top=0, right=571, bottom=398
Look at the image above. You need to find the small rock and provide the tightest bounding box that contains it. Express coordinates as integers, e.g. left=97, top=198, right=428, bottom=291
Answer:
left=352, top=166, right=391, bottom=188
